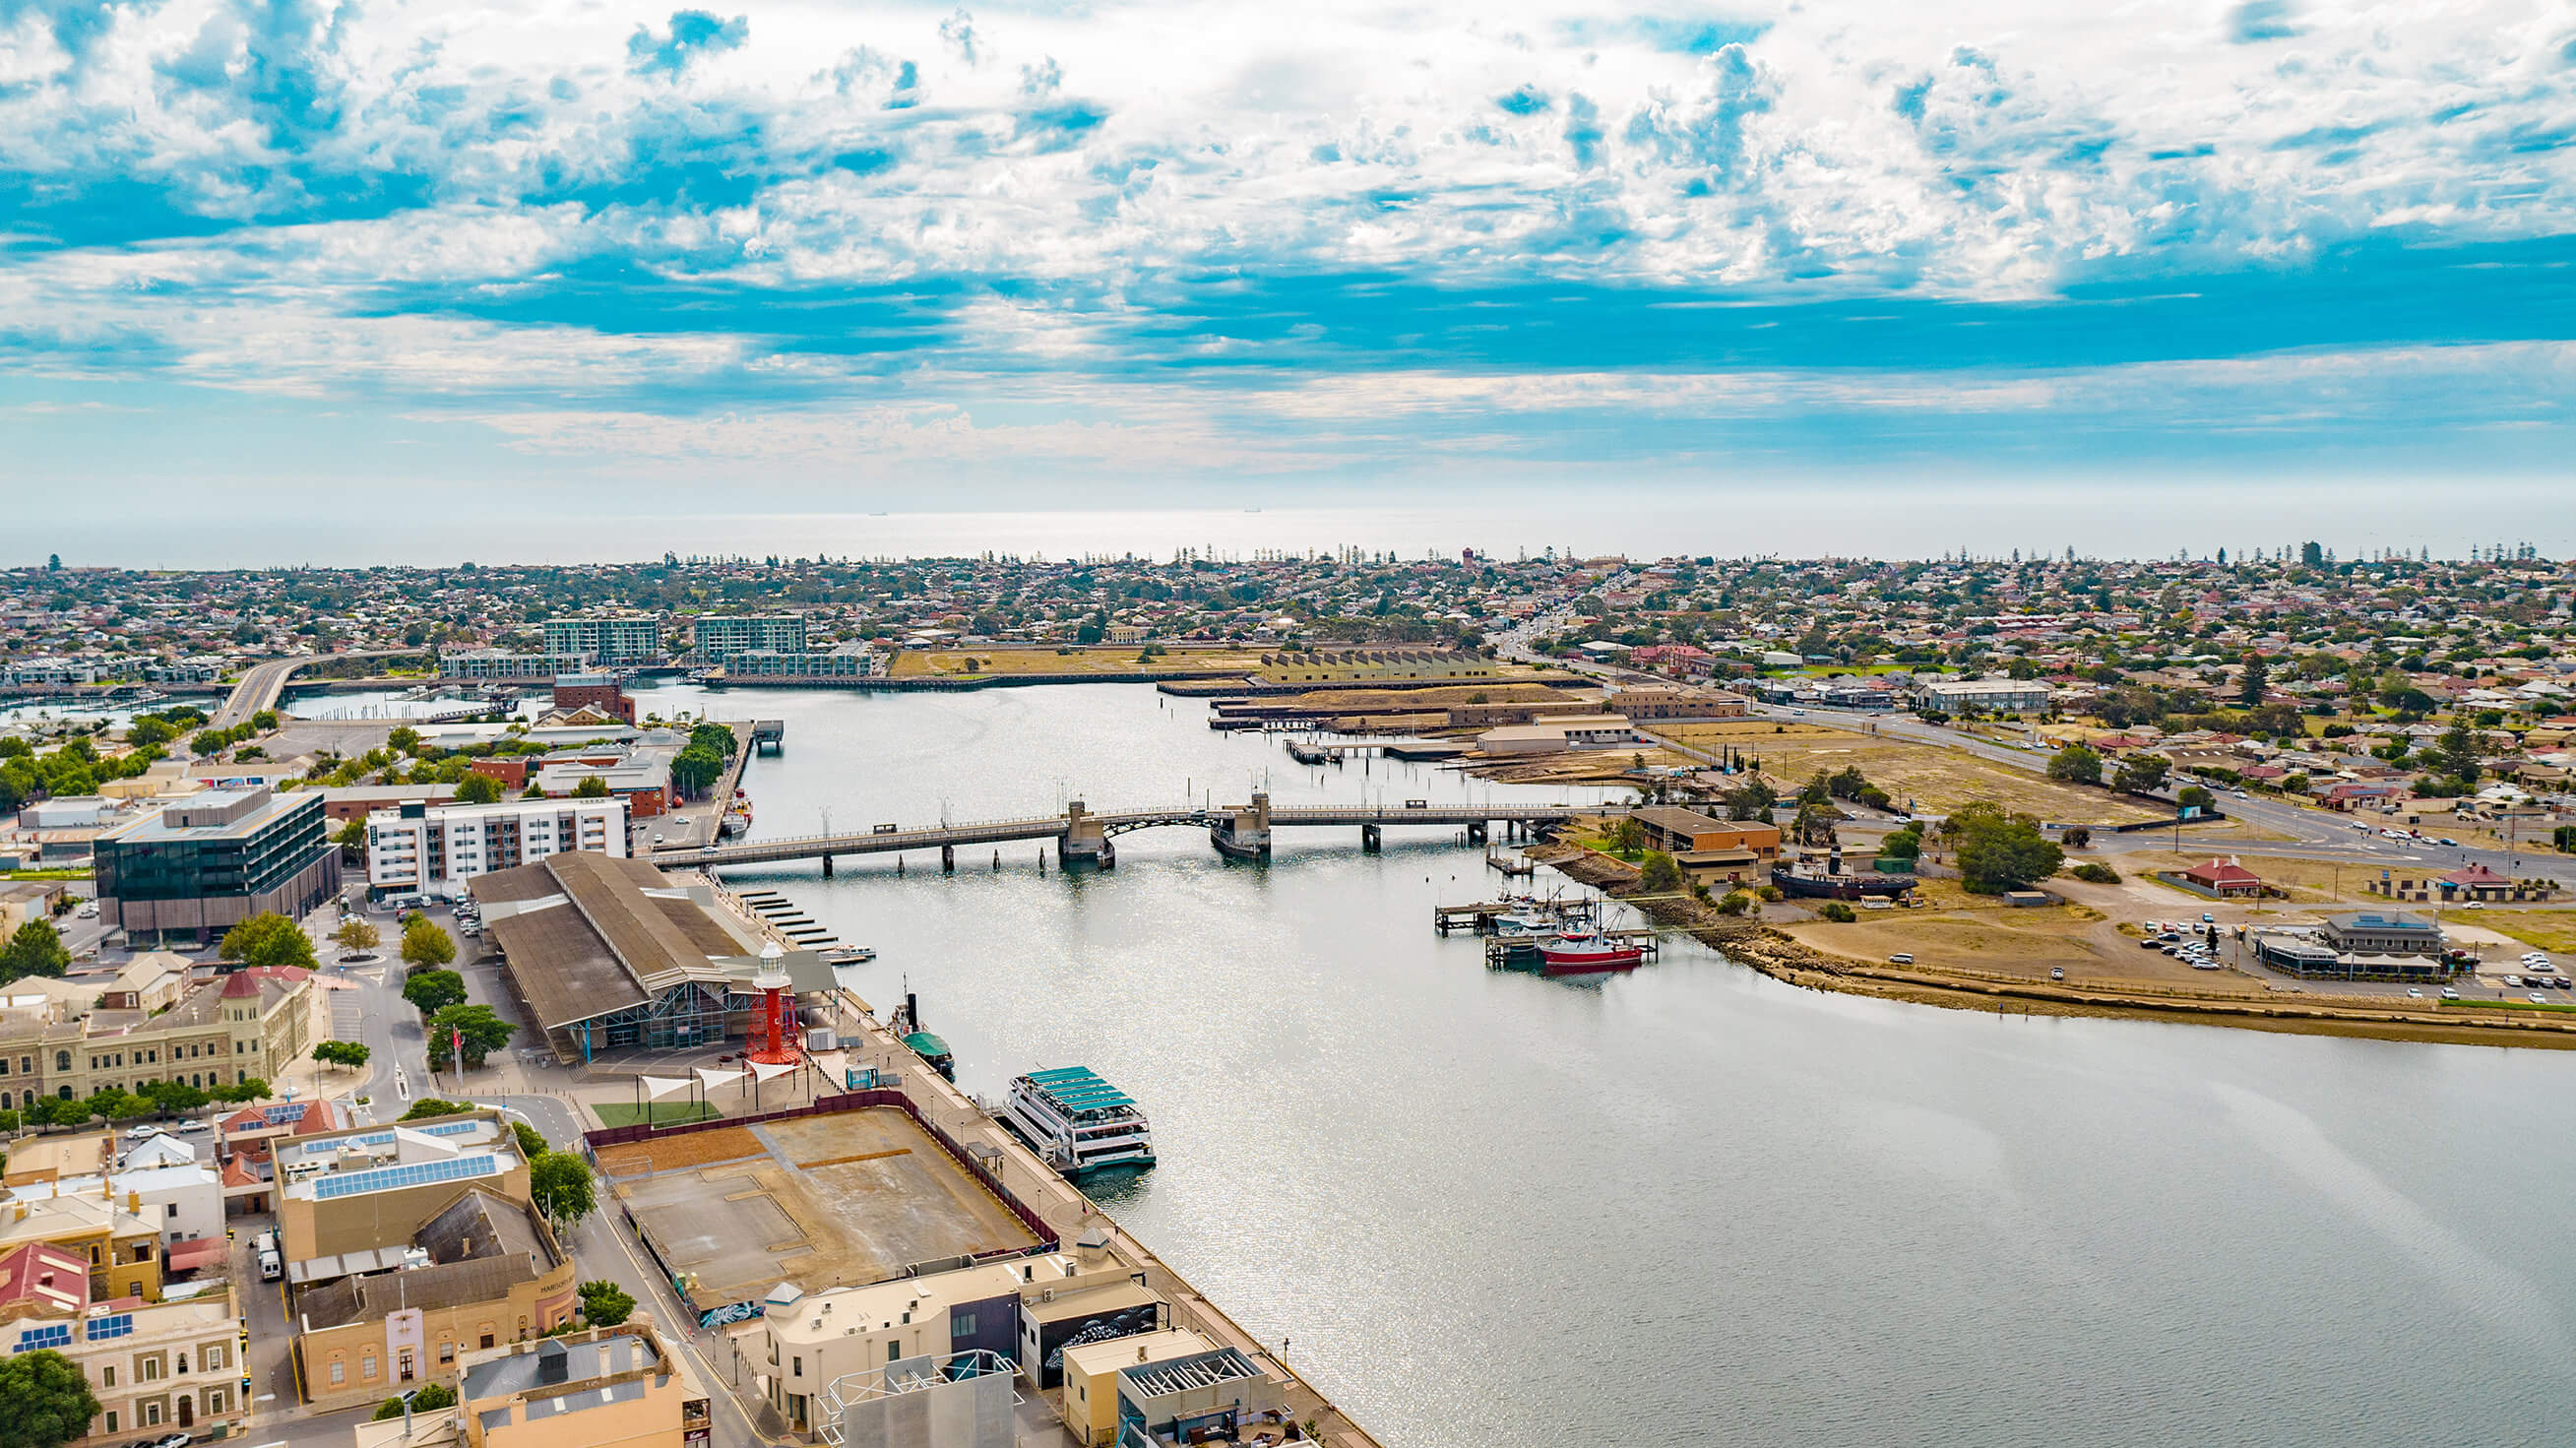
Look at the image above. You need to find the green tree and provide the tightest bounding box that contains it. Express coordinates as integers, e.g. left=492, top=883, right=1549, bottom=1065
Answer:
left=84, top=1089, right=154, bottom=1121
left=2428, top=725, right=2482, bottom=785
left=0, top=1347, right=103, bottom=1448
left=1604, top=815, right=1648, bottom=858
left=1818, top=901, right=1856, bottom=922
left=686, top=722, right=738, bottom=759
left=208, top=1078, right=269, bottom=1102
left=335, top=817, right=370, bottom=856
left=387, top=725, right=421, bottom=755
left=2112, top=754, right=2170, bottom=794
left=140, top=1079, right=209, bottom=1114
left=249, top=710, right=280, bottom=731
left=371, top=1382, right=458, bottom=1419
left=1946, top=804, right=2065, bottom=894
left=2045, top=743, right=2105, bottom=786
left=399, top=1099, right=475, bottom=1121
left=401, top=917, right=457, bottom=972
left=219, top=913, right=317, bottom=972
left=331, top=917, right=380, bottom=954
left=1714, top=890, right=1752, bottom=916
left=426, top=1004, right=516, bottom=1070
left=1638, top=851, right=1683, bottom=893
left=190, top=728, right=228, bottom=756
left=668, top=743, right=723, bottom=799
left=0, top=919, right=73, bottom=983
left=512, top=1120, right=549, bottom=1161
left=124, top=716, right=177, bottom=749
left=529, top=1151, right=596, bottom=1222
left=402, top=969, right=468, bottom=1015
left=569, top=774, right=612, bottom=799
left=2237, top=653, right=2271, bottom=707
left=453, top=772, right=506, bottom=805
left=313, top=1040, right=371, bottom=1070
left=2177, top=786, right=2216, bottom=811
left=576, top=1278, right=634, bottom=1327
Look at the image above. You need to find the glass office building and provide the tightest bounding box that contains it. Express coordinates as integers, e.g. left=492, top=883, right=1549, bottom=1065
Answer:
left=94, top=788, right=342, bottom=946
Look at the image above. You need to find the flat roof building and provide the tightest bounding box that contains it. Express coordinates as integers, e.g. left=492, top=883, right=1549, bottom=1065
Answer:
left=541, top=616, right=663, bottom=666
left=365, top=797, right=626, bottom=902
left=92, top=787, right=341, bottom=947
left=458, top=1321, right=708, bottom=1448
left=690, top=613, right=808, bottom=662
left=1915, top=678, right=2053, bottom=715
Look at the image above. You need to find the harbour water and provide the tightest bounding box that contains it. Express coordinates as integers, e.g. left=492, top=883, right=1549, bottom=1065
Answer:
left=632, top=681, right=2576, bottom=1447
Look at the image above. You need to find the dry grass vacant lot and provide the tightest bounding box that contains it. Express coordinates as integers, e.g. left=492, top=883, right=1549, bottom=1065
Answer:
left=1658, top=721, right=2165, bottom=826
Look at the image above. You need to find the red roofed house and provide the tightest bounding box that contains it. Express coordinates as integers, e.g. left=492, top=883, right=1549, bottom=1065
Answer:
left=2439, top=864, right=2513, bottom=902
left=0, top=1241, right=89, bottom=1318
left=2181, top=857, right=2265, bottom=899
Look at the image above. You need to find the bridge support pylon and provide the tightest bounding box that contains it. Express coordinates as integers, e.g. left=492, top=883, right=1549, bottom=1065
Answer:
left=821, top=852, right=834, bottom=878
left=1361, top=823, right=1381, bottom=852
left=941, top=845, right=955, bottom=873
left=1467, top=820, right=1488, bottom=845
left=1060, top=800, right=1114, bottom=869
left=1211, top=790, right=1272, bottom=861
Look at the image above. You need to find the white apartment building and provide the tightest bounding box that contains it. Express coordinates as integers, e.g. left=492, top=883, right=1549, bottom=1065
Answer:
left=364, top=799, right=626, bottom=901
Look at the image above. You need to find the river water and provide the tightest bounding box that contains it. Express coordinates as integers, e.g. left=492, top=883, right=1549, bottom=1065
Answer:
left=631, top=681, right=2576, bottom=1447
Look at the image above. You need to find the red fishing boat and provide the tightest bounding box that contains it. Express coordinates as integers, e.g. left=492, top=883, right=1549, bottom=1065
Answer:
left=1538, top=928, right=1646, bottom=976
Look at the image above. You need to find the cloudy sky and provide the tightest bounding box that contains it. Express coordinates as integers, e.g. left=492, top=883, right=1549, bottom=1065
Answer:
left=4, top=0, right=2573, bottom=522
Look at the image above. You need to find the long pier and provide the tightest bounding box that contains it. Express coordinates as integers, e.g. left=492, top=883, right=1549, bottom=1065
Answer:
left=651, top=794, right=1600, bottom=872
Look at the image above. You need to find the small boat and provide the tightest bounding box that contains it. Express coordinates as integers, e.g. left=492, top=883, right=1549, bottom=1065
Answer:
left=1004, top=1066, right=1155, bottom=1175
left=1490, top=912, right=1558, bottom=937
left=820, top=946, right=877, bottom=966
left=904, top=1031, right=956, bottom=1081
left=1538, top=929, right=1646, bottom=976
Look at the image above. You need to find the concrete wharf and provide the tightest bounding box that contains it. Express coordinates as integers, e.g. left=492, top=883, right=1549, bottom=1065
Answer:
left=690, top=880, right=1388, bottom=1448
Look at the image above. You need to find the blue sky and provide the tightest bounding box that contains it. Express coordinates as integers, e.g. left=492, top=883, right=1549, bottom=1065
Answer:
left=3, top=0, right=2574, bottom=517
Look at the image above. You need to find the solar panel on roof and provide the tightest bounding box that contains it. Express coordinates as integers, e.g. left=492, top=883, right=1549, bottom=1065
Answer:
left=310, top=1154, right=499, bottom=1200
left=418, top=1120, right=481, bottom=1137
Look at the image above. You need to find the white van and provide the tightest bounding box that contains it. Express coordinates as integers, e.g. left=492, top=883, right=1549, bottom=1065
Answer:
left=258, top=1248, right=283, bottom=1282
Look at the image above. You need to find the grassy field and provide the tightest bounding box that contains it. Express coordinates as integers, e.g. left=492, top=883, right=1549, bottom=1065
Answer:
left=1657, top=721, right=2164, bottom=826
left=889, top=646, right=1276, bottom=677
left=591, top=1100, right=726, bottom=1128
left=2474, top=911, right=2576, bottom=953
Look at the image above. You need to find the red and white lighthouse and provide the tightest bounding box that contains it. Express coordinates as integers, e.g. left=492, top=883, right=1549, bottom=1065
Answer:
left=743, top=941, right=802, bottom=1066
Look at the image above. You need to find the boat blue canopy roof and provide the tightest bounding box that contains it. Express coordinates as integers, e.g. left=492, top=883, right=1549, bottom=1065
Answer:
left=1022, top=1066, right=1136, bottom=1110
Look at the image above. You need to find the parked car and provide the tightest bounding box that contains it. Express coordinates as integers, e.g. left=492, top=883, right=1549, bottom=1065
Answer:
left=2436, top=838, right=2459, bottom=847
left=2532, top=994, right=2549, bottom=1005
left=2049, top=968, right=2065, bottom=980
left=2406, top=988, right=2423, bottom=998
left=2504, top=976, right=2525, bottom=988
left=2440, top=986, right=2460, bottom=1000
left=1887, top=953, right=1915, bottom=965
left=123, top=1123, right=163, bottom=1142
left=172, top=1119, right=211, bottom=1135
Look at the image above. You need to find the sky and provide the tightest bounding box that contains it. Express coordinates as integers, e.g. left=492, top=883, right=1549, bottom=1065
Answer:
left=3, top=0, right=2574, bottom=538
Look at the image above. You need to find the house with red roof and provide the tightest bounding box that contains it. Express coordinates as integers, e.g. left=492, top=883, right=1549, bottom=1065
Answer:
left=2180, top=857, right=2265, bottom=898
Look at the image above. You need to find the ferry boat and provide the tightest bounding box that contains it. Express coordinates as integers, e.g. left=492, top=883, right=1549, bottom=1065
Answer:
left=1003, top=1067, right=1156, bottom=1175
left=1537, top=929, right=1647, bottom=976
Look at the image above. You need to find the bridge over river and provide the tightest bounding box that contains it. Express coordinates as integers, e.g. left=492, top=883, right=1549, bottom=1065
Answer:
left=651, top=793, right=1602, bottom=873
